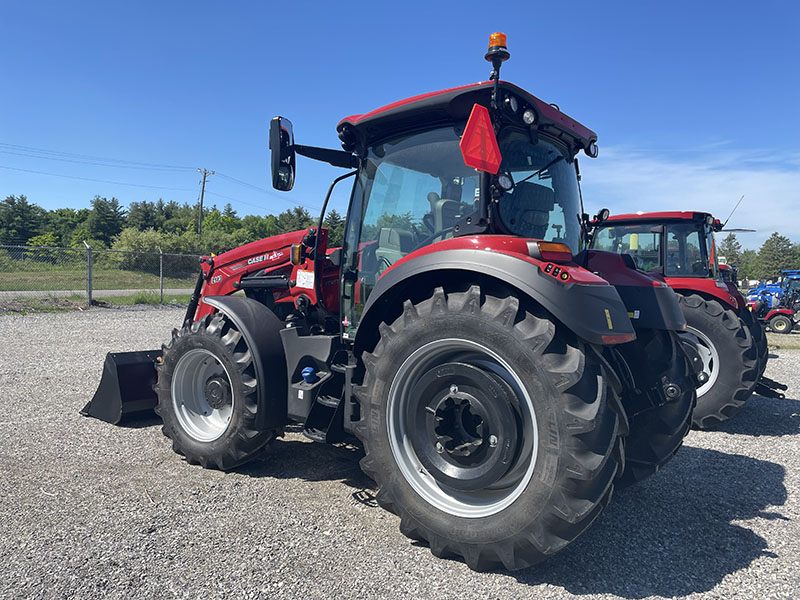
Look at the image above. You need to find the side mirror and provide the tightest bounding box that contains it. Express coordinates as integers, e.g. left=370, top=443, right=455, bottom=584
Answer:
left=595, top=207, right=610, bottom=223
left=269, top=116, right=296, bottom=191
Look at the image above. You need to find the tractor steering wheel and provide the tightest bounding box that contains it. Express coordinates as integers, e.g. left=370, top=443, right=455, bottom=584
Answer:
left=412, top=227, right=454, bottom=252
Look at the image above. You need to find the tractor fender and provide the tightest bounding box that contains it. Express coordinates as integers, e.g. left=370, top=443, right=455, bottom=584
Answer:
left=577, top=249, right=687, bottom=331
left=357, top=248, right=635, bottom=348
left=202, top=296, right=287, bottom=430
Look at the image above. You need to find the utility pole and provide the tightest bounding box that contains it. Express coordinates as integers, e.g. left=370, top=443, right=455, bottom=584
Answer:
left=196, top=168, right=215, bottom=234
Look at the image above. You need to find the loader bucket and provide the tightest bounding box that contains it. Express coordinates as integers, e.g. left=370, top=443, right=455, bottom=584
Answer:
left=81, top=350, right=162, bottom=424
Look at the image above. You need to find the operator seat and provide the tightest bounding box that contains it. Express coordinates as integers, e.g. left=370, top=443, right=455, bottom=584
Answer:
left=500, top=182, right=555, bottom=239
left=426, top=192, right=463, bottom=235
left=374, top=227, right=414, bottom=273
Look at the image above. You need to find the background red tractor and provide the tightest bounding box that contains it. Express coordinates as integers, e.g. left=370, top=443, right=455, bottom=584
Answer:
left=588, top=210, right=785, bottom=428
left=84, top=34, right=700, bottom=570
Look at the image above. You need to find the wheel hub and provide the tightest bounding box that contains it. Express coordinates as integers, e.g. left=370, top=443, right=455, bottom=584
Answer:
left=204, top=376, right=231, bottom=410
left=409, top=362, right=520, bottom=492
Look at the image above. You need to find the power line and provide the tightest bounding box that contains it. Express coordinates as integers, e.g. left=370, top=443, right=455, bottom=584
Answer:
left=0, top=149, right=194, bottom=172
left=215, top=171, right=321, bottom=211
left=0, top=164, right=196, bottom=193
left=0, top=142, right=195, bottom=171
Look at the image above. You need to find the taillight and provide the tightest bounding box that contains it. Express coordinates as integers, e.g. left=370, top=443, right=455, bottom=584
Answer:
left=527, top=241, right=572, bottom=263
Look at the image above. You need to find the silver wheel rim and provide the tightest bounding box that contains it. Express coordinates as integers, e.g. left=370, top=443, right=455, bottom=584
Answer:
left=172, top=348, right=234, bottom=442
left=680, top=327, right=720, bottom=397
left=773, top=318, right=789, bottom=332
left=387, top=338, right=538, bottom=518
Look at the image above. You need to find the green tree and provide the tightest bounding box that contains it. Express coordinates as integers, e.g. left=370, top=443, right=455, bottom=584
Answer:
left=755, top=232, right=795, bottom=280
left=27, top=232, right=59, bottom=247
left=202, top=206, right=240, bottom=234
left=738, top=249, right=758, bottom=280
left=323, top=208, right=345, bottom=248
left=718, top=233, right=741, bottom=266
left=240, top=214, right=280, bottom=242
left=222, top=203, right=237, bottom=218
left=277, top=206, right=314, bottom=233
left=46, top=207, right=89, bottom=246
left=0, top=195, right=46, bottom=244
left=127, top=200, right=161, bottom=231
left=87, top=196, right=126, bottom=245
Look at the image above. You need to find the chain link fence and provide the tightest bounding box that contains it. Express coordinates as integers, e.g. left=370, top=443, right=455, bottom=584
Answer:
left=0, top=245, right=201, bottom=306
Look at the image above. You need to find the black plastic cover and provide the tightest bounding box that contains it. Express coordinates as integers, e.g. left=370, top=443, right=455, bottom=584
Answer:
left=202, top=296, right=288, bottom=430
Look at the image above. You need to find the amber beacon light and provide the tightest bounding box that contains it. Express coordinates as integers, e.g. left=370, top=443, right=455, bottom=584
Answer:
left=485, top=32, right=510, bottom=63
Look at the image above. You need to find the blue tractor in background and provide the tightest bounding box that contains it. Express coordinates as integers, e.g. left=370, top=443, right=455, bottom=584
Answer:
left=746, top=270, right=800, bottom=333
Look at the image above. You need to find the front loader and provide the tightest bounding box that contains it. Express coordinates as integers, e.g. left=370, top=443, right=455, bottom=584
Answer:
left=85, top=34, right=698, bottom=570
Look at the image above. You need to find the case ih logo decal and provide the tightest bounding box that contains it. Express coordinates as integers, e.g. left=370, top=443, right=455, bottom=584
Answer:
left=230, top=251, right=285, bottom=271
left=248, top=251, right=284, bottom=266
left=210, top=275, right=223, bottom=284
left=543, top=263, right=570, bottom=281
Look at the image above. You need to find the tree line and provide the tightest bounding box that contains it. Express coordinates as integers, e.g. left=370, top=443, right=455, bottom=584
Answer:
left=718, top=232, right=800, bottom=282
left=1, top=194, right=796, bottom=281
left=0, top=194, right=345, bottom=256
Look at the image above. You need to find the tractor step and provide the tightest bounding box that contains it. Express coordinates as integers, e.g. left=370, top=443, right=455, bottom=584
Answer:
left=317, top=394, right=340, bottom=408
left=302, top=427, right=328, bottom=443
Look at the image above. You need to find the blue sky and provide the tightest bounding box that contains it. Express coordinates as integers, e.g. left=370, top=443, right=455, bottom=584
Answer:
left=1, top=1, right=798, bottom=248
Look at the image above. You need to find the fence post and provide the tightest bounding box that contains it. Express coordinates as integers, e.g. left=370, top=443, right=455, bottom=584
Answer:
left=83, top=240, right=93, bottom=305
left=159, top=247, right=164, bottom=304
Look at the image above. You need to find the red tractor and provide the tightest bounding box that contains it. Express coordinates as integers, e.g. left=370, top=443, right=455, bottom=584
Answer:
left=84, top=34, right=699, bottom=570
left=588, top=210, right=785, bottom=428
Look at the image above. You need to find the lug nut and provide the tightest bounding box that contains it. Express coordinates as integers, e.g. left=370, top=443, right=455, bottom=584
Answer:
left=436, top=442, right=445, bottom=454
left=664, top=384, right=681, bottom=399
left=449, top=384, right=459, bottom=395
left=488, top=435, right=498, bottom=448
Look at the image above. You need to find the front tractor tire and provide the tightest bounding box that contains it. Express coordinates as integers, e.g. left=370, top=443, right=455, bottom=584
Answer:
left=676, top=294, right=758, bottom=429
left=155, top=314, right=276, bottom=470
left=769, top=314, right=793, bottom=334
left=613, top=329, right=695, bottom=487
left=354, top=286, right=624, bottom=571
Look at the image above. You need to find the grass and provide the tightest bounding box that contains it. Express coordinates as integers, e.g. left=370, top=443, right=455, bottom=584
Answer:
left=767, top=331, right=800, bottom=350
left=0, top=293, right=191, bottom=315
left=96, top=293, right=192, bottom=306
left=0, top=268, right=196, bottom=291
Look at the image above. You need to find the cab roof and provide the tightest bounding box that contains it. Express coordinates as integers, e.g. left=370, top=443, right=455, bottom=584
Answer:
left=336, top=81, right=597, bottom=158
left=605, top=211, right=713, bottom=223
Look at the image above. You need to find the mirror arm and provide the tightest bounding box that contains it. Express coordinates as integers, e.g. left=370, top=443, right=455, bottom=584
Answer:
left=294, top=144, right=359, bottom=169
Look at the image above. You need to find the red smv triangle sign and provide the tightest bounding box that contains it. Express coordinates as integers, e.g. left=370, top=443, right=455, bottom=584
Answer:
left=459, top=104, right=502, bottom=174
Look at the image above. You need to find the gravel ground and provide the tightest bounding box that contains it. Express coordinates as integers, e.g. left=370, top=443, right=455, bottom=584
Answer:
left=1, top=306, right=798, bottom=600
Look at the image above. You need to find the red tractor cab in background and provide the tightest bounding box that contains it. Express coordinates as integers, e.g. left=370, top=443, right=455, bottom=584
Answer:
left=588, top=210, right=785, bottom=428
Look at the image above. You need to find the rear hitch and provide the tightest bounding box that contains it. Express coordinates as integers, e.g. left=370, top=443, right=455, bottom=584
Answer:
left=754, top=376, right=788, bottom=400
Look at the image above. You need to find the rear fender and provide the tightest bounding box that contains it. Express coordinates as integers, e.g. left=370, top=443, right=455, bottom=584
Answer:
left=667, top=277, right=741, bottom=310
left=357, top=248, right=634, bottom=348
left=578, top=249, right=686, bottom=331
left=202, top=296, right=287, bottom=430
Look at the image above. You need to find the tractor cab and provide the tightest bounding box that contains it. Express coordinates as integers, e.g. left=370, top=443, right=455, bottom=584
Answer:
left=591, top=211, right=719, bottom=279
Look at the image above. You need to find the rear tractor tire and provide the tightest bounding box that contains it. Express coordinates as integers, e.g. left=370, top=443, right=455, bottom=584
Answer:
left=769, top=314, right=793, bottom=334
left=739, top=307, right=768, bottom=379
left=613, top=329, right=695, bottom=487
left=676, top=294, right=758, bottom=429
left=354, top=285, right=625, bottom=571
left=155, top=313, right=277, bottom=470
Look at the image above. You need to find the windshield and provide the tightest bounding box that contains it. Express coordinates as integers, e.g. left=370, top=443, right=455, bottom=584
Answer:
left=592, top=223, right=662, bottom=272
left=592, top=220, right=715, bottom=277
left=495, top=129, right=581, bottom=253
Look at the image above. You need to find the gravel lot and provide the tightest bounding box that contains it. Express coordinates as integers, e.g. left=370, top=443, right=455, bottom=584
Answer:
left=1, top=306, right=798, bottom=600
